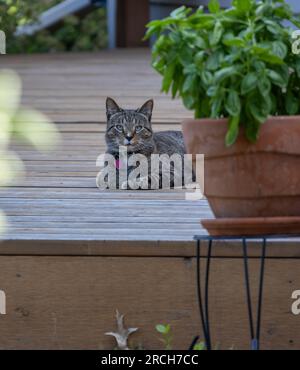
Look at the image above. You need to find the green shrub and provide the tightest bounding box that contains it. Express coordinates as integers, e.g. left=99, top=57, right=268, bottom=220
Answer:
left=0, top=0, right=107, bottom=53
left=146, top=0, right=300, bottom=145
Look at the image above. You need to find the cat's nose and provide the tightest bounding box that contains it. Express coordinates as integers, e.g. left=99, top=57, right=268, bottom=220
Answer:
left=125, top=135, right=133, bottom=144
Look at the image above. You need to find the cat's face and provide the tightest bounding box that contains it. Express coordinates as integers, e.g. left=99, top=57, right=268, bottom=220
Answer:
left=105, top=97, right=154, bottom=154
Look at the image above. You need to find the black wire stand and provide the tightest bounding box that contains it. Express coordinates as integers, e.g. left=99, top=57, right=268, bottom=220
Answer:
left=192, top=234, right=300, bottom=351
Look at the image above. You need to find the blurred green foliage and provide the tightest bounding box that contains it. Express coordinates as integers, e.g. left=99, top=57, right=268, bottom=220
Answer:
left=0, top=0, right=107, bottom=53
left=0, top=69, right=60, bottom=233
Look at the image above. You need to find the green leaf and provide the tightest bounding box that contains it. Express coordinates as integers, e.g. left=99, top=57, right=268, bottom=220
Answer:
left=208, top=0, right=220, bottom=13
left=241, top=73, right=257, bottom=95
left=162, top=63, right=175, bottom=92
left=255, top=3, right=268, bottom=17
left=251, top=45, right=270, bottom=56
left=182, top=74, right=195, bottom=93
left=290, top=17, right=300, bottom=29
left=179, top=47, right=194, bottom=67
left=253, top=60, right=266, bottom=72
left=251, top=41, right=287, bottom=65
left=195, top=96, right=211, bottom=118
left=225, top=115, right=240, bottom=147
left=183, top=64, right=197, bottom=75
left=194, top=51, right=206, bottom=66
left=274, top=5, right=293, bottom=19
left=170, top=6, right=189, bottom=19
left=206, top=51, right=222, bottom=71
left=223, top=37, right=245, bottom=48
left=207, top=86, right=219, bottom=97
left=276, top=65, right=290, bottom=84
left=194, top=36, right=207, bottom=49
left=271, top=41, right=288, bottom=60
left=248, top=99, right=268, bottom=124
left=245, top=119, right=261, bottom=143
left=214, top=66, right=240, bottom=84
left=209, top=21, right=223, bottom=46
left=13, top=109, right=60, bottom=152
left=171, top=79, right=179, bottom=98
left=285, top=91, right=299, bottom=115
left=0, top=70, right=22, bottom=115
left=232, top=0, right=252, bottom=13
left=170, top=31, right=181, bottom=44
left=144, top=25, right=159, bottom=39
left=225, top=90, right=241, bottom=116
left=259, top=53, right=284, bottom=65
left=201, top=70, right=213, bottom=86
left=294, top=59, right=300, bottom=78
left=182, top=94, right=195, bottom=109
left=257, top=76, right=271, bottom=97
left=211, top=92, right=224, bottom=118
left=152, top=58, right=165, bottom=74
left=265, top=20, right=282, bottom=35
left=266, top=69, right=287, bottom=88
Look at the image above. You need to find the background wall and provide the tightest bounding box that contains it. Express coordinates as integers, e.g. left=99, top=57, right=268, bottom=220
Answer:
left=150, top=0, right=300, bottom=21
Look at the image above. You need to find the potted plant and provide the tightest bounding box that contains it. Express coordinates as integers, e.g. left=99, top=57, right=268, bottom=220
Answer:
left=146, top=0, right=300, bottom=218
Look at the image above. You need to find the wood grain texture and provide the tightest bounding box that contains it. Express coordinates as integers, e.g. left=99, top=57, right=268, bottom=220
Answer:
left=0, top=50, right=209, bottom=253
left=0, top=50, right=300, bottom=256
left=0, top=51, right=299, bottom=349
left=0, top=256, right=298, bottom=350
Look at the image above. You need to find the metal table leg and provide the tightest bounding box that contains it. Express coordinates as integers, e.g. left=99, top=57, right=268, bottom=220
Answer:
left=193, top=236, right=268, bottom=351
left=242, top=238, right=267, bottom=350
left=195, top=239, right=213, bottom=350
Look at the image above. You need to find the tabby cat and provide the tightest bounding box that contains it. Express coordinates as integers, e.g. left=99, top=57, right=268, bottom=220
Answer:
left=99, top=97, right=191, bottom=190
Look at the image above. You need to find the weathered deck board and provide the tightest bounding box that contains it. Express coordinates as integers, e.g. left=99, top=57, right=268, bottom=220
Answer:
left=3, top=50, right=192, bottom=123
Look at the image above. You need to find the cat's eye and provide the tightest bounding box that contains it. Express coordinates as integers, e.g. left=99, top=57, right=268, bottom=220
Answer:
left=135, top=125, right=143, bottom=133
left=115, top=124, right=123, bottom=132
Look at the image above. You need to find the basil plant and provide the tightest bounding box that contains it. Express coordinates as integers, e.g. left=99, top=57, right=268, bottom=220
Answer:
left=146, top=0, right=300, bottom=145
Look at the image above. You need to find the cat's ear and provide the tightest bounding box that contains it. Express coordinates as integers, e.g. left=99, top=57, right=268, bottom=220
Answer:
left=106, top=97, right=121, bottom=120
left=137, top=99, right=154, bottom=121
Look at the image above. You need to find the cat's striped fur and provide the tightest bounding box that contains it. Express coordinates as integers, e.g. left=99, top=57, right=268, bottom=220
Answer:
left=104, top=97, right=189, bottom=189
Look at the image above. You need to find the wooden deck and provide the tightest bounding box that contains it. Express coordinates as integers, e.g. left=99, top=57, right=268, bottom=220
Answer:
left=0, top=49, right=215, bottom=254
left=0, top=50, right=299, bottom=349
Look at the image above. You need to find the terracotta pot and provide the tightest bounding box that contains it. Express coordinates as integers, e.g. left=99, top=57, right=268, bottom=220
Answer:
left=182, top=116, right=300, bottom=218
